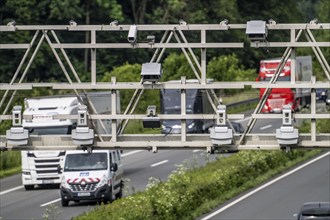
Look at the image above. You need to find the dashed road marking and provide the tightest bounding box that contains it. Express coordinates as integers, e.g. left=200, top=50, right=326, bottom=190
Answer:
left=0, top=186, right=23, bottom=196
left=151, top=160, right=169, bottom=167
left=40, top=198, right=61, bottom=207
left=122, top=150, right=143, bottom=158
left=260, top=124, right=272, bottom=130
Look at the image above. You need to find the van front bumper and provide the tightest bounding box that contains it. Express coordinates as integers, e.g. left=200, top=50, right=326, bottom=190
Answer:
left=60, top=184, right=111, bottom=201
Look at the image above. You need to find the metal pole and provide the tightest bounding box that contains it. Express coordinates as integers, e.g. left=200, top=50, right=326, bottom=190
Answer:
left=91, top=30, right=96, bottom=85
left=181, top=77, right=187, bottom=141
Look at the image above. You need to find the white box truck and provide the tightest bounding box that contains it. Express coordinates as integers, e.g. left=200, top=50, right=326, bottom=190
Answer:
left=59, top=150, right=123, bottom=206
left=21, top=96, right=79, bottom=190
left=21, top=92, right=120, bottom=190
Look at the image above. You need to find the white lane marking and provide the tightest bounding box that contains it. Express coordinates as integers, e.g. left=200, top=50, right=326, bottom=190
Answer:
left=235, top=117, right=251, bottom=123
left=201, top=151, right=330, bottom=220
left=260, top=124, right=272, bottom=130
left=122, top=150, right=143, bottom=158
left=0, top=185, right=23, bottom=195
left=193, top=150, right=201, bottom=153
left=40, top=198, right=61, bottom=207
left=151, top=160, right=169, bottom=167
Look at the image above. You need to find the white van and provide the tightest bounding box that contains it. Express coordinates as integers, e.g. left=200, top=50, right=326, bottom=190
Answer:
left=59, top=150, right=123, bottom=207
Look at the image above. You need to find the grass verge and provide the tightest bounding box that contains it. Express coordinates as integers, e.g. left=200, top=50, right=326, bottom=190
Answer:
left=0, top=166, right=21, bottom=178
left=0, top=151, right=21, bottom=179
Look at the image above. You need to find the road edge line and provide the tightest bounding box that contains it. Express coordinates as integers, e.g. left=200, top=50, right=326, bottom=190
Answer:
left=0, top=185, right=23, bottom=195
left=201, top=151, right=330, bottom=220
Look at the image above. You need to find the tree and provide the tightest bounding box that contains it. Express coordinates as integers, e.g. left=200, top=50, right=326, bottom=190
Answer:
left=101, top=63, right=160, bottom=114
left=162, top=53, right=196, bottom=81
left=0, top=0, right=125, bottom=83
left=207, top=54, right=256, bottom=95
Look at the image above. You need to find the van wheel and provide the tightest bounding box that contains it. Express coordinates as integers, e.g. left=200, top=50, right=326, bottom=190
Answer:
left=103, top=190, right=112, bottom=204
left=61, top=198, right=69, bottom=207
left=24, top=185, right=34, bottom=190
left=116, top=184, right=123, bottom=199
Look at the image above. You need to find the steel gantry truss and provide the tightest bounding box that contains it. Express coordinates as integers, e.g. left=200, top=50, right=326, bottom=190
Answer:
left=0, top=20, right=329, bottom=151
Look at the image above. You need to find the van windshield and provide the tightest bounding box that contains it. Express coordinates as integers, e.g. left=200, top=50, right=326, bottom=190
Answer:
left=64, top=153, right=108, bottom=171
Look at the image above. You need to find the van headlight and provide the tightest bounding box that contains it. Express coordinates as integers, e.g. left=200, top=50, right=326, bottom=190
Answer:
left=61, top=176, right=69, bottom=189
left=97, top=175, right=108, bottom=187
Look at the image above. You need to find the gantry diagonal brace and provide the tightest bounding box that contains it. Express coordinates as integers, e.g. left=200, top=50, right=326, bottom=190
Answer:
left=238, top=29, right=304, bottom=146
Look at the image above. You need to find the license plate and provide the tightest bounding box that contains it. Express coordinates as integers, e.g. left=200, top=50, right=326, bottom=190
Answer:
left=33, top=115, right=53, bottom=122
left=77, top=192, right=90, bottom=197
left=42, top=180, right=54, bottom=184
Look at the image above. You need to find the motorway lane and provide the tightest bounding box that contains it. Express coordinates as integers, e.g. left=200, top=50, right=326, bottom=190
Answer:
left=0, top=149, right=218, bottom=220
left=0, top=174, right=22, bottom=192
left=124, top=149, right=216, bottom=192
left=252, top=118, right=282, bottom=133
left=236, top=116, right=282, bottom=134
left=200, top=151, right=330, bottom=220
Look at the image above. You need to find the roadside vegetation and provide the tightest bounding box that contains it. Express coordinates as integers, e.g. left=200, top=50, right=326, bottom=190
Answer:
left=74, top=149, right=321, bottom=220
left=0, top=151, right=21, bottom=178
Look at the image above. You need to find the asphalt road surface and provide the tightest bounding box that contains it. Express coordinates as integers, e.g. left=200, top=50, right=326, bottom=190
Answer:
left=199, top=151, right=330, bottom=220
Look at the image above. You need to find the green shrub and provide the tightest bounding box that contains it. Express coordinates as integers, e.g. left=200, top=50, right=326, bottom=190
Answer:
left=74, top=150, right=319, bottom=220
left=0, top=151, right=21, bottom=178
left=0, top=151, right=21, bottom=170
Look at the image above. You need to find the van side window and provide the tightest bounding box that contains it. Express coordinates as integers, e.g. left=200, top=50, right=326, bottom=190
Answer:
left=116, top=150, right=121, bottom=162
left=111, top=152, right=116, bottom=163
left=109, top=153, right=112, bottom=164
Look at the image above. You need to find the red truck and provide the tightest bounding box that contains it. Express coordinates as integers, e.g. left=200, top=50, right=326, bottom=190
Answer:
left=257, top=56, right=312, bottom=113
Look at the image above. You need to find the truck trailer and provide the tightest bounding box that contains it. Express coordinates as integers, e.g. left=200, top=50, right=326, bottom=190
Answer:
left=257, top=56, right=312, bottom=113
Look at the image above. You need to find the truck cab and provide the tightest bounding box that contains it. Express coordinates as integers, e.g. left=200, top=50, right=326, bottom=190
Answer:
left=258, top=56, right=312, bottom=113
left=59, top=150, right=123, bottom=207
left=160, top=79, right=214, bottom=134
left=21, top=96, right=79, bottom=190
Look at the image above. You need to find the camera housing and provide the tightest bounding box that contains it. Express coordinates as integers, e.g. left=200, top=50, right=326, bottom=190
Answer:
left=141, top=62, right=162, bottom=83
left=143, top=105, right=161, bottom=128
left=246, top=20, right=268, bottom=41
left=127, top=25, right=137, bottom=43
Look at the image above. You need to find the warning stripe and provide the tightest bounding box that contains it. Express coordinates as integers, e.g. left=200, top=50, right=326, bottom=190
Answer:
left=66, top=177, right=100, bottom=184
